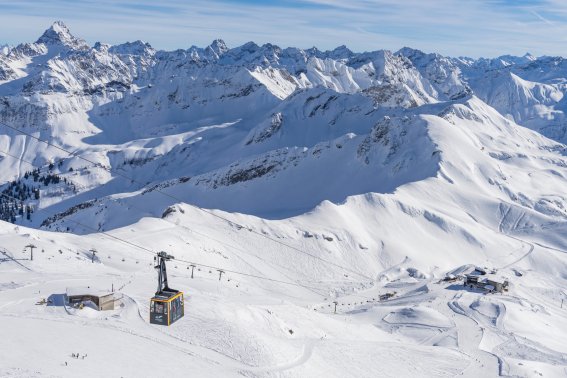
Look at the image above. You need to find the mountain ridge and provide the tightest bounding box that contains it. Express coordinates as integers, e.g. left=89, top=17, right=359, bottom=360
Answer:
left=2, top=22, right=567, bottom=377
left=1, top=21, right=567, bottom=244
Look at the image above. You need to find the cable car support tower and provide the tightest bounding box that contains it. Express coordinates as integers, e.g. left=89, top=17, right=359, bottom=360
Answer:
left=149, top=252, right=184, bottom=326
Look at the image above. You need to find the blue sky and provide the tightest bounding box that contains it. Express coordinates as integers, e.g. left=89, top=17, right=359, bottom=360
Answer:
left=0, top=0, right=565, bottom=57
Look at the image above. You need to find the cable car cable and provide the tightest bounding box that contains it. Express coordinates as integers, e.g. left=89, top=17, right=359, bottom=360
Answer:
left=0, top=148, right=328, bottom=296
left=0, top=149, right=406, bottom=303
left=0, top=191, right=325, bottom=294
left=0, top=121, right=373, bottom=281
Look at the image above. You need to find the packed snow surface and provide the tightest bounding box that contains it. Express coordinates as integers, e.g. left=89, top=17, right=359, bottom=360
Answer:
left=1, top=22, right=567, bottom=377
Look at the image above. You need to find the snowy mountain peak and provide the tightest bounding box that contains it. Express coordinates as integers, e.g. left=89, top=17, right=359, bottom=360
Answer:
left=328, top=45, right=353, bottom=60
left=239, top=41, right=261, bottom=53
left=93, top=41, right=110, bottom=52
left=35, top=21, right=88, bottom=49
left=0, top=44, right=10, bottom=55
left=4, top=23, right=567, bottom=378
left=108, top=40, right=155, bottom=56
left=208, top=38, right=229, bottom=56
left=397, top=46, right=428, bottom=59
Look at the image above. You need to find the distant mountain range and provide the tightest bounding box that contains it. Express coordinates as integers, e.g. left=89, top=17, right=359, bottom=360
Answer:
left=0, top=21, right=566, bottom=273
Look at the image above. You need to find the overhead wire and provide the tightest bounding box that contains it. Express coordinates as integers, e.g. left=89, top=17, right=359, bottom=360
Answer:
left=0, top=147, right=327, bottom=296
left=0, top=120, right=374, bottom=281
left=0, top=152, right=385, bottom=304
left=0, top=190, right=326, bottom=295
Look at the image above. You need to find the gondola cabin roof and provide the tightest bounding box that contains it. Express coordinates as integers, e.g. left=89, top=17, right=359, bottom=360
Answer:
left=151, top=291, right=183, bottom=302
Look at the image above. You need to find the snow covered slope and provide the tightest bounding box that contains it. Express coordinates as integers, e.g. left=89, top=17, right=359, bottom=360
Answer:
left=1, top=22, right=567, bottom=377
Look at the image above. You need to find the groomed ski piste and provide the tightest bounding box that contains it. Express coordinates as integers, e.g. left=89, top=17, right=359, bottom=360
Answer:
left=3, top=105, right=567, bottom=376
left=1, top=23, right=567, bottom=377
left=2, top=201, right=567, bottom=377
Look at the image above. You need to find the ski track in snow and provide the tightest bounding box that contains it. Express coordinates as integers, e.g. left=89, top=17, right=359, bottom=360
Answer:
left=3, top=22, right=567, bottom=377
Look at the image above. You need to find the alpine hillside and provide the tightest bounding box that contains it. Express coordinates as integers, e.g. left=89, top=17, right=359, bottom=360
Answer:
left=1, top=22, right=567, bottom=378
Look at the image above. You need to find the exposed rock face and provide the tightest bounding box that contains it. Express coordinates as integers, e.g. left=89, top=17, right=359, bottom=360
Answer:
left=2, top=21, right=567, bottom=233
left=35, top=20, right=89, bottom=50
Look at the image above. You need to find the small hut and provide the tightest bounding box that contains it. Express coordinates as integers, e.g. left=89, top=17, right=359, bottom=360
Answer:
left=464, top=273, right=509, bottom=293
left=484, top=275, right=509, bottom=293
left=66, top=287, right=115, bottom=311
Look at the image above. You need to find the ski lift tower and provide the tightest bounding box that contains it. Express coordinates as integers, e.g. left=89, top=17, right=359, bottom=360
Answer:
left=149, top=251, right=184, bottom=326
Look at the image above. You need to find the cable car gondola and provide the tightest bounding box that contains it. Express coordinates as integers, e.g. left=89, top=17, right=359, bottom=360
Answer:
left=150, top=252, right=184, bottom=326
